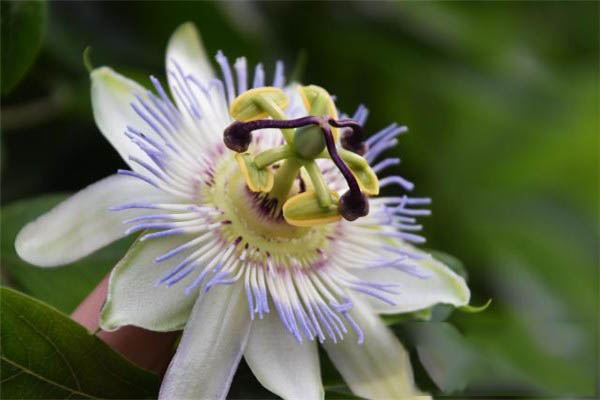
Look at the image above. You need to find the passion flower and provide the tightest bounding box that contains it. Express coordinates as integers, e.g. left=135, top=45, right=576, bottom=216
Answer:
left=15, top=23, right=471, bottom=400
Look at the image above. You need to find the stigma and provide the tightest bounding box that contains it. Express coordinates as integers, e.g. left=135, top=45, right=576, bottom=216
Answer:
left=223, top=85, right=380, bottom=227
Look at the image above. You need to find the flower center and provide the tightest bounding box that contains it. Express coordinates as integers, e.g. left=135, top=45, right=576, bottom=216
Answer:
left=207, top=151, right=335, bottom=268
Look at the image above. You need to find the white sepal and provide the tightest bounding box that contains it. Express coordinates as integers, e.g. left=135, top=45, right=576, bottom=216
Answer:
left=244, top=309, right=324, bottom=400
left=323, top=294, right=430, bottom=400
left=100, top=234, right=199, bottom=332
left=15, top=174, right=170, bottom=267
left=90, top=67, right=157, bottom=170
left=159, top=281, right=251, bottom=400
left=355, top=243, right=470, bottom=314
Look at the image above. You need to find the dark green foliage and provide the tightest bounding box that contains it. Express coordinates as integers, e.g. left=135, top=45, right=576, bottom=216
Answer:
left=0, top=287, right=160, bottom=399
left=1, top=0, right=47, bottom=95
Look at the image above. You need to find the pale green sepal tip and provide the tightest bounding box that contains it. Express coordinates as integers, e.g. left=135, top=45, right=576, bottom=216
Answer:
left=459, top=298, right=492, bottom=313
left=90, top=66, right=134, bottom=92
left=173, top=21, right=202, bottom=47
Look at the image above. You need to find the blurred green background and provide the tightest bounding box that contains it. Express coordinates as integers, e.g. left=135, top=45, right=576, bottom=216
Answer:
left=1, top=1, right=598, bottom=398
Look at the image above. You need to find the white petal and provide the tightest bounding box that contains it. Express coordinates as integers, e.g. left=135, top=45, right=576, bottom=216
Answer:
left=159, top=281, right=251, bottom=400
left=90, top=66, right=155, bottom=169
left=166, top=22, right=214, bottom=95
left=100, top=235, right=198, bottom=332
left=15, top=174, right=169, bottom=267
left=323, top=295, right=429, bottom=399
left=354, top=244, right=470, bottom=314
left=244, top=311, right=324, bottom=400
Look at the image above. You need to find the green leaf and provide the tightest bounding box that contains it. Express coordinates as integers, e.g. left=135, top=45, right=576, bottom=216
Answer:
left=324, top=390, right=365, bottom=399
left=1, top=194, right=135, bottom=313
left=1, top=0, right=47, bottom=95
left=382, top=307, right=433, bottom=325
left=400, top=322, right=478, bottom=394
left=0, top=287, right=160, bottom=399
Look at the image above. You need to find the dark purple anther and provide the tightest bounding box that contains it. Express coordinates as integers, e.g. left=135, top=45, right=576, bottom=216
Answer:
left=329, top=118, right=368, bottom=155
left=224, top=121, right=252, bottom=152
left=339, top=190, right=370, bottom=221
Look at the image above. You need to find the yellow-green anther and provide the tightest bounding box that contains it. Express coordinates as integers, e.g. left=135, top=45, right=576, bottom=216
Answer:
left=252, top=95, right=294, bottom=144
left=338, top=148, right=370, bottom=170
left=254, top=145, right=293, bottom=169
left=282, top=191, right=341, bottom=227
left=319, top=148, right=379, bottom=195
left=229, top=87, right=289, bottom=121
left=304, top=160, right=332, bottom=208
left=235, top=153, right=274, bottom=192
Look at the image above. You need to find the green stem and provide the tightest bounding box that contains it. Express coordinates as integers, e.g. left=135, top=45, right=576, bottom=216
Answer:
left=253, top=96, right=295, bottom=144
left=269, top=158, right=302, bottom=206
left=304, top=160, right=332, bottom=208
left=254, top=145, right=292, bottom=169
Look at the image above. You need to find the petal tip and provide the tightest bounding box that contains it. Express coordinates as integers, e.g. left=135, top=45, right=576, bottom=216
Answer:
left=14, top=220, right=61, bottom=268
left=14, top=223, right=38, bottom=265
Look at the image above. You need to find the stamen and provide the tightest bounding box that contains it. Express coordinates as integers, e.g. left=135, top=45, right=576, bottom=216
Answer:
left=318, top=123, right=369, bottom=221
left=253, top=63, right=265, bottom=88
